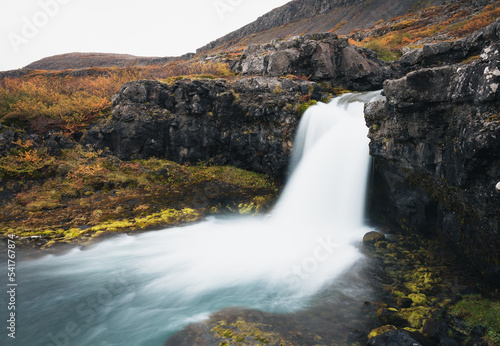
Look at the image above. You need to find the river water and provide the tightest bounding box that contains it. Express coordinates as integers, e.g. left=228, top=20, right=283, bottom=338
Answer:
left=1, top=91, right=383, bottom=346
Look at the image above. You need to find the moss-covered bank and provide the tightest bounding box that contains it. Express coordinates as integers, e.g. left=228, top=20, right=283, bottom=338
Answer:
left=363, top=229, right=500, bottom=345
left=0, top=145, right=278, bottom=249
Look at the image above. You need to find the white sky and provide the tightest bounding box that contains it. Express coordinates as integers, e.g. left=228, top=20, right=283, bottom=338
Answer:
left=0, top=0, right=291, bottom=71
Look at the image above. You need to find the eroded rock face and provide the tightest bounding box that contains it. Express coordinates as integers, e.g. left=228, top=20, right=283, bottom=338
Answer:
left=233, top=33, right=391, bottom=90
left=83, top=77, right=321, bottom=178
left=365, top=43, right=500, bottom=285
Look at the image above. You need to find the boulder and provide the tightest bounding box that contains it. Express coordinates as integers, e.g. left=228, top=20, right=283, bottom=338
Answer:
left=367, top=329, right=422, bottom=346
left=234, top=33, right=391, bottom=90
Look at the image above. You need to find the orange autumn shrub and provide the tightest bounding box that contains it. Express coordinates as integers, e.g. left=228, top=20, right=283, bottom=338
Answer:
left=357, top=1, right=500, bottom=61
left=0, top=61, right=233, bottom=135
left=0, top=139, right=54, bottom=178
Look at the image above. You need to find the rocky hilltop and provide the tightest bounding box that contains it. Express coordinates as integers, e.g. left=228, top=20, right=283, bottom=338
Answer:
left=23, top=52, right=195, bottom=71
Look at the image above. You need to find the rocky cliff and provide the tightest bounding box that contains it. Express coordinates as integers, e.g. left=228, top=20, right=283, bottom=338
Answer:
left=83, top=77, right=321, bottom=178
left=365, top=40, right=500, bottom=285
left=83, top=35, right=388, bottom=177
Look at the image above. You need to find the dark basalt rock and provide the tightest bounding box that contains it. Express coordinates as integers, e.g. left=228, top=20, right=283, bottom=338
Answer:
left=233, top=33, right=392, bottom=90
left=83, top=77, right=321, bottom=178
left=365, top=42, right=500, bottom=286
left=367, top=329, right=422, bottom=346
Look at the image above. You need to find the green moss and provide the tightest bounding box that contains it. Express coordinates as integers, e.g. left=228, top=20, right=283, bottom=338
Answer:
left=272, top=84, right=283, bottom=94
left=296, top=100, right=317, bottom=116
left=362, top=42, right=401, bottom=62
left=65, top=228, right=83, bottom=239
left=333, top=87, right=353, bottom=95
left=408, top=293, right=428, bottom=306
left=211, top=320, right=285, bottom=345
left=449, top=295, right=500, bottom=344
left=364, top=230, right=489, bottom=342
left=401, top=306, right=435, bottom=329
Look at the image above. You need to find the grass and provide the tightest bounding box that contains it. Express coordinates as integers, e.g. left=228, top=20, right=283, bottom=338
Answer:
left=449, top=295, right=500, bottom=345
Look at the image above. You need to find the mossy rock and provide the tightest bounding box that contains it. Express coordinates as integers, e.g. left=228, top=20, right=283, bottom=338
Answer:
left=368, top=325, right=397, bottom=339
left=408, top=293, right=428, bottom=306
left=401, top=306, right=435, bottom=329
left=363, top=231, right=386, bottom=245
left=377, top=308, right=408, bottom=327
left=375, top=240, right=388, bottom=249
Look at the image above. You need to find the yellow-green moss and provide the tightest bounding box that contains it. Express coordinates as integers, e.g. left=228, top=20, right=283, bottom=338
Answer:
left=368, top=325, right=397, bottom=339
left=1, top=149, right=278, bottom=248
left=296, top=100, right=317, bottom=116
left=211, top=319, right=285, bottom=345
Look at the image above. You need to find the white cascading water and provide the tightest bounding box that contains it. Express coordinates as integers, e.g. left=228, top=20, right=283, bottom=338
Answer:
left=1, top=91, right=382, bottom=346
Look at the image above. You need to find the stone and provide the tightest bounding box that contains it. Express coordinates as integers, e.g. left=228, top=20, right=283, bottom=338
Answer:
left=233, top=34, right=390, bottom=90
left=392, top=18, right=500, bottom=77
left=368, top=325, right=397, bottom=339
left=363, top=231, right=386, bottom=245
left=397, top=297, right=414, bottom=309
left=367, top=329, right=422, bottom=346
left=376, top=308, right=408, bottom=327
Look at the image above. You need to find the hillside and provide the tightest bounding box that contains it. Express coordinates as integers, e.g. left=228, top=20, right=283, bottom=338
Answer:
left=16, top=0, right=498, bottom=72
left=196, top=0, right=448, bottom=53
left=24, top=52, right=194, bottom=71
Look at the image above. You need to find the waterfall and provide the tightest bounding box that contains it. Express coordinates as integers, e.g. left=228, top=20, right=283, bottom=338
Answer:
left=1, top=91, right=383, bottom=346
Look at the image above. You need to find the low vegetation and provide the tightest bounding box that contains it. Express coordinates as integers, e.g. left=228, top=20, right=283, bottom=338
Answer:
left=352, top=2, right=500, bottom=61
left=0, top=143, right=278, bottom=248
left=0, top=60, right=234, bottom=135
left=450, top=295, right=500, bottom=345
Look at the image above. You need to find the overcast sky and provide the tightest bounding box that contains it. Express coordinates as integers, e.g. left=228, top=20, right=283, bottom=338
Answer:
left=0, top=0, right=291, bottom=71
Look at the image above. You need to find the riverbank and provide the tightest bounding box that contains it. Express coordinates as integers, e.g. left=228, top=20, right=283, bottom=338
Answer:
left=0, top=146, right=279, bottom=250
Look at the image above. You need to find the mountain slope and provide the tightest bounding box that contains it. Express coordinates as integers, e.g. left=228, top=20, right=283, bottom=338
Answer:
left=24, top=52, right=193, bottom=71
left=196, top=0, right=447, bottom=53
